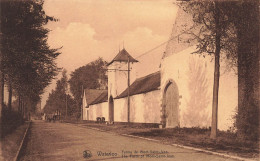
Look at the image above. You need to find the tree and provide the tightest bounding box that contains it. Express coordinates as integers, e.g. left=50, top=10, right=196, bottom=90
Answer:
left=44, top=70, right=77, bottom=119
left=0, top=0, right=60, bottom=117
left=181, top=0, right=259, bottom=140
left=0, top=39, right=3, bottom=118
left=44, top=70, right=67, bottom=114
left=223, top=0, right=259, bottom=141
left=180, top=1, right=234, bottom=139
left=69, top=58, right=107, bottom=110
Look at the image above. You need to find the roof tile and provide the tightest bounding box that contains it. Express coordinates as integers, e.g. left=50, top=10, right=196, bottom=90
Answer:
left=84, top=89, right=108, bottom=105
left=116, top=71, right=160, bottom=99
left=107, top=48, right=138, bottom=66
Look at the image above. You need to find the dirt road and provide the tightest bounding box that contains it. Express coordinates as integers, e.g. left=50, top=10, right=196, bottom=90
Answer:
left=19, top=120, right=236, bottom=161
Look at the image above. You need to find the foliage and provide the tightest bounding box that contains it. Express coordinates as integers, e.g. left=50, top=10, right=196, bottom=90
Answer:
left=180, top=0, right=259, bottom=141
left=0, top=0, right=60, bottom=114
left=44, top=70, right=77, bottom=118
left=179, top=1, right=237, bottom=66
left=231, top=0, right=259, bottom=142
left=1, top=104, right=24, bottom=138
left=179, top=1, right=228, bottom=139
left=69, top=58, right=107, bottom=107
left=234, top=102, right=258, bottom=141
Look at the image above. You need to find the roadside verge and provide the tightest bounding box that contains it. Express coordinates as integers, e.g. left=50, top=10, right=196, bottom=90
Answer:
left=65, top=122, right=258, bottom=161
left=13, top=121, right=31, bottom=161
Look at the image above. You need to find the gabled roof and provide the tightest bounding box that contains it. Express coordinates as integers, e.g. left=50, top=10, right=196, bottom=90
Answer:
left=107, top=48, right=138, bottom=66
left=84, top=89, right=108, bottom=105
left=116, top=71, right=160, bottom=99
left=89, top=91, right=108, bottom=105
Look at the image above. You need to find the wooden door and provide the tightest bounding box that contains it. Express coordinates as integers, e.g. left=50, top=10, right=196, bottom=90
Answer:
left=165, top=83, right=179, bottom=128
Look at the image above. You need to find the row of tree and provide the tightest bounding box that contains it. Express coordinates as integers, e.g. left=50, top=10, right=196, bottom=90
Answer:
left=44, top=70, right=78, bottom=119
left=181, top=0, right=259, bottom=140
left=0, top=0, right=60, bottom=119
left=43, top=58, right=107, bottom=120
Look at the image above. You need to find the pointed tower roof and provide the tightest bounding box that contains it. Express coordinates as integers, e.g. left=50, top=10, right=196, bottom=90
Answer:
left=107, top=48, right=138, bottom=66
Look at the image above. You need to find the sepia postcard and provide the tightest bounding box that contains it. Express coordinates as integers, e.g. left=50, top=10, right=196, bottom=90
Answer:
left=0, top=0, right=259, bottom=160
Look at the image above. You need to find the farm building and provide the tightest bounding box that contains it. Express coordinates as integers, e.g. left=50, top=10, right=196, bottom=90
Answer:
left=82, top=5, right=238, bottom=130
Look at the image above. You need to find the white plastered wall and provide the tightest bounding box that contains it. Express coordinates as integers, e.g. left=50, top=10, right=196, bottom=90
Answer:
left=161, top=46, right=238, bottom=130
left=84, top=102, right=108, bottom=121
left=113, top=90, right=161, bottom=123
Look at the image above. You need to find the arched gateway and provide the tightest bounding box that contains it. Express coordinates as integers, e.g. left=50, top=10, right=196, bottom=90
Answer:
left=162, top=81, right=179, bottom=128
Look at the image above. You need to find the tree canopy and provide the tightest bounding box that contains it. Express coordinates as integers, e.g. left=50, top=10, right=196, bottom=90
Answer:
left=180, top=0, right=259, bottom=140
left=69, top=58, right=107, bottom=107
left=44, top=70, right=76, bottom=118
left=0, top=0, right=60, bottom=115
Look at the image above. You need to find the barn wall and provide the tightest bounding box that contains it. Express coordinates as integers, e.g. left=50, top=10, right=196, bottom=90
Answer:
left=83, top=102, right=108, bottom=121
left=161, top=46, right=238, bottom=130
left=114, top=90, right=161, bottom=123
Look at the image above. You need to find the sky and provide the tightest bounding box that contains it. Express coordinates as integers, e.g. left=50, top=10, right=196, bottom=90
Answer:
left=40, top=0, right=178, bottom=108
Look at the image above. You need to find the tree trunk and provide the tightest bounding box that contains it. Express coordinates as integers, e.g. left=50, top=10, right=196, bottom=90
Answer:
left=20, top=98, right=24, bottom=117
left=0, top=39, right=3, bottom=118
left=22, top=100, right=25, bottom=118
left=0, top=72, right=4, bottom=119
left=235, top=1, right=259, bottom=141
left=0, top=33, right=3, bottom=118
left=210, top=2, right=221, bottom=139
left=8, top=80, right=12, bottom=110
left=65, top=94, right=67, bottom=119
left=23, top=101, right=26, bottom=119
left=18, top=96, right=21, bottom=113
left=223, top=1, right=259, bottom=140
